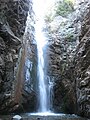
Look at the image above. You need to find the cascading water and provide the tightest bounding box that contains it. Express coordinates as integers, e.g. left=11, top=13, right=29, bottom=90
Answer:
left=35, top=20, right=48, bottom=112
left=33, top=0, right=53, bottom=113
left=36, top=22, right=48, bottom=112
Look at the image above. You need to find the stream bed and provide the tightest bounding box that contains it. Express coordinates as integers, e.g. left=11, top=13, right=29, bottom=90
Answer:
left=0, top=113, right=89, bottom=120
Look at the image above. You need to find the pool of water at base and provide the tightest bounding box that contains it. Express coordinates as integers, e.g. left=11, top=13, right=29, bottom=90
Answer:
left=0, top=112, right=89, bottom=120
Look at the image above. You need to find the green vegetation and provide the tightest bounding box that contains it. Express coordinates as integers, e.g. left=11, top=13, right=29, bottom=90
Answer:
left=45, top=0, right=74, bottom=23
left=55, top=0, right=74, bottom=17
left=65, top=33, right=74, bottom=41
left=44, top=0, right=75, bottom=43
left=44, top=13, right=53, bottom=23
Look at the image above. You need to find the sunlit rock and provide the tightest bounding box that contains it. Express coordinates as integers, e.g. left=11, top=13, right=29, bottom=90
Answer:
left=12, top=115, right=22, bottom=120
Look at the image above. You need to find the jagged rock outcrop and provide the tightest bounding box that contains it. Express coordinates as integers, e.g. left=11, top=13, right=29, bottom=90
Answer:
left=45, top=0, right=90, bottom=118
left=73, top=5, right=90, bottom=118
left=0, top=0, right=37, bottom=113
left=45, top=36, right=76, bottom=114
left=45, top=5, right=79, bottom=115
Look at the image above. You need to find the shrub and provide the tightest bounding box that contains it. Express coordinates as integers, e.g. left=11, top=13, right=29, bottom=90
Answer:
left=65, top=33, right=74, bottom=41
left=55, top=0, right=74, bottom=17
left=44, top=14, right=53, bottom=23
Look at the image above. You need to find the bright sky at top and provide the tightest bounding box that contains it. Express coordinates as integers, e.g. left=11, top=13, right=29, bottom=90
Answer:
left=33, top=0, right=56, bottom=48
left=33, top=0, right=79, bottom=19
left=33, top=0, right=56, bottom=19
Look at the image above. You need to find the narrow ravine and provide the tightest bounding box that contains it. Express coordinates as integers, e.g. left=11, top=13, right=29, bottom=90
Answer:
left=0, top=0, right=90, bottom=119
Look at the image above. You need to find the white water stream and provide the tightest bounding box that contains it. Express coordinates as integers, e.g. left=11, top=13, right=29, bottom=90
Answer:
left=33, top=0, right=54, bottom=113
left=35, top=20, right=48, bottom=112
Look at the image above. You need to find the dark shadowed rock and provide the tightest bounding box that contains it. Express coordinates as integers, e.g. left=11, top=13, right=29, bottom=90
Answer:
left=73, top=7, right=90, bottom=118
left=0, top=0, right=36, bottom=113
left=45, top=0, right=90, bottom=118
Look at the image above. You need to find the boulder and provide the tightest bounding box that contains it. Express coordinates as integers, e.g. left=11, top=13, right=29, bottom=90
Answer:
left=12, top=115, right=22, bottom=120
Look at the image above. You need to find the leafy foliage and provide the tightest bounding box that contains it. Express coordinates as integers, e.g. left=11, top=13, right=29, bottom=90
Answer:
left=65, top=33, right=74, bottom=41
left=55, top=0, right=74, bottom=17
left=44, top=13, right=53, bottom=23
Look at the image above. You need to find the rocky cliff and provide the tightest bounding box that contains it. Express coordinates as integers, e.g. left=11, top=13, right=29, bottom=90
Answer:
left=73, top=5, right=90, bottom=118
left=0, top=0, right=37, bottom=113
left=45, top=0, right=90, bottom=118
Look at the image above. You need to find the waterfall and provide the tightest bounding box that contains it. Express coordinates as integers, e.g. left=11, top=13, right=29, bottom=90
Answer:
left=33, top=0, right=53, bottom=113
left=35, top=20, right=48, bottom=112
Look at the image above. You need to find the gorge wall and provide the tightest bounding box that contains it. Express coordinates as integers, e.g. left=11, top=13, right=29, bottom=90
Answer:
left=73, top=6, right=90, bottom=118
left=45, top=0, right=90, bottom=118
left=0, top=0, right=37, bottom=113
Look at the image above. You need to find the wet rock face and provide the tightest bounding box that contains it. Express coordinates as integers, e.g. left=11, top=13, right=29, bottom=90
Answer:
left=74, top=8, right=90, bottom=118
left=45, top=1, right=90, bottom=118
left=45, top=37, right=76, bottom=113
left=53, top=78, right=76, bottom=114
left=45, top=8, right=79, bottom=114
left=45, top=41, right=76, bottom=113
left=0, top=0, right=31, bottom=113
